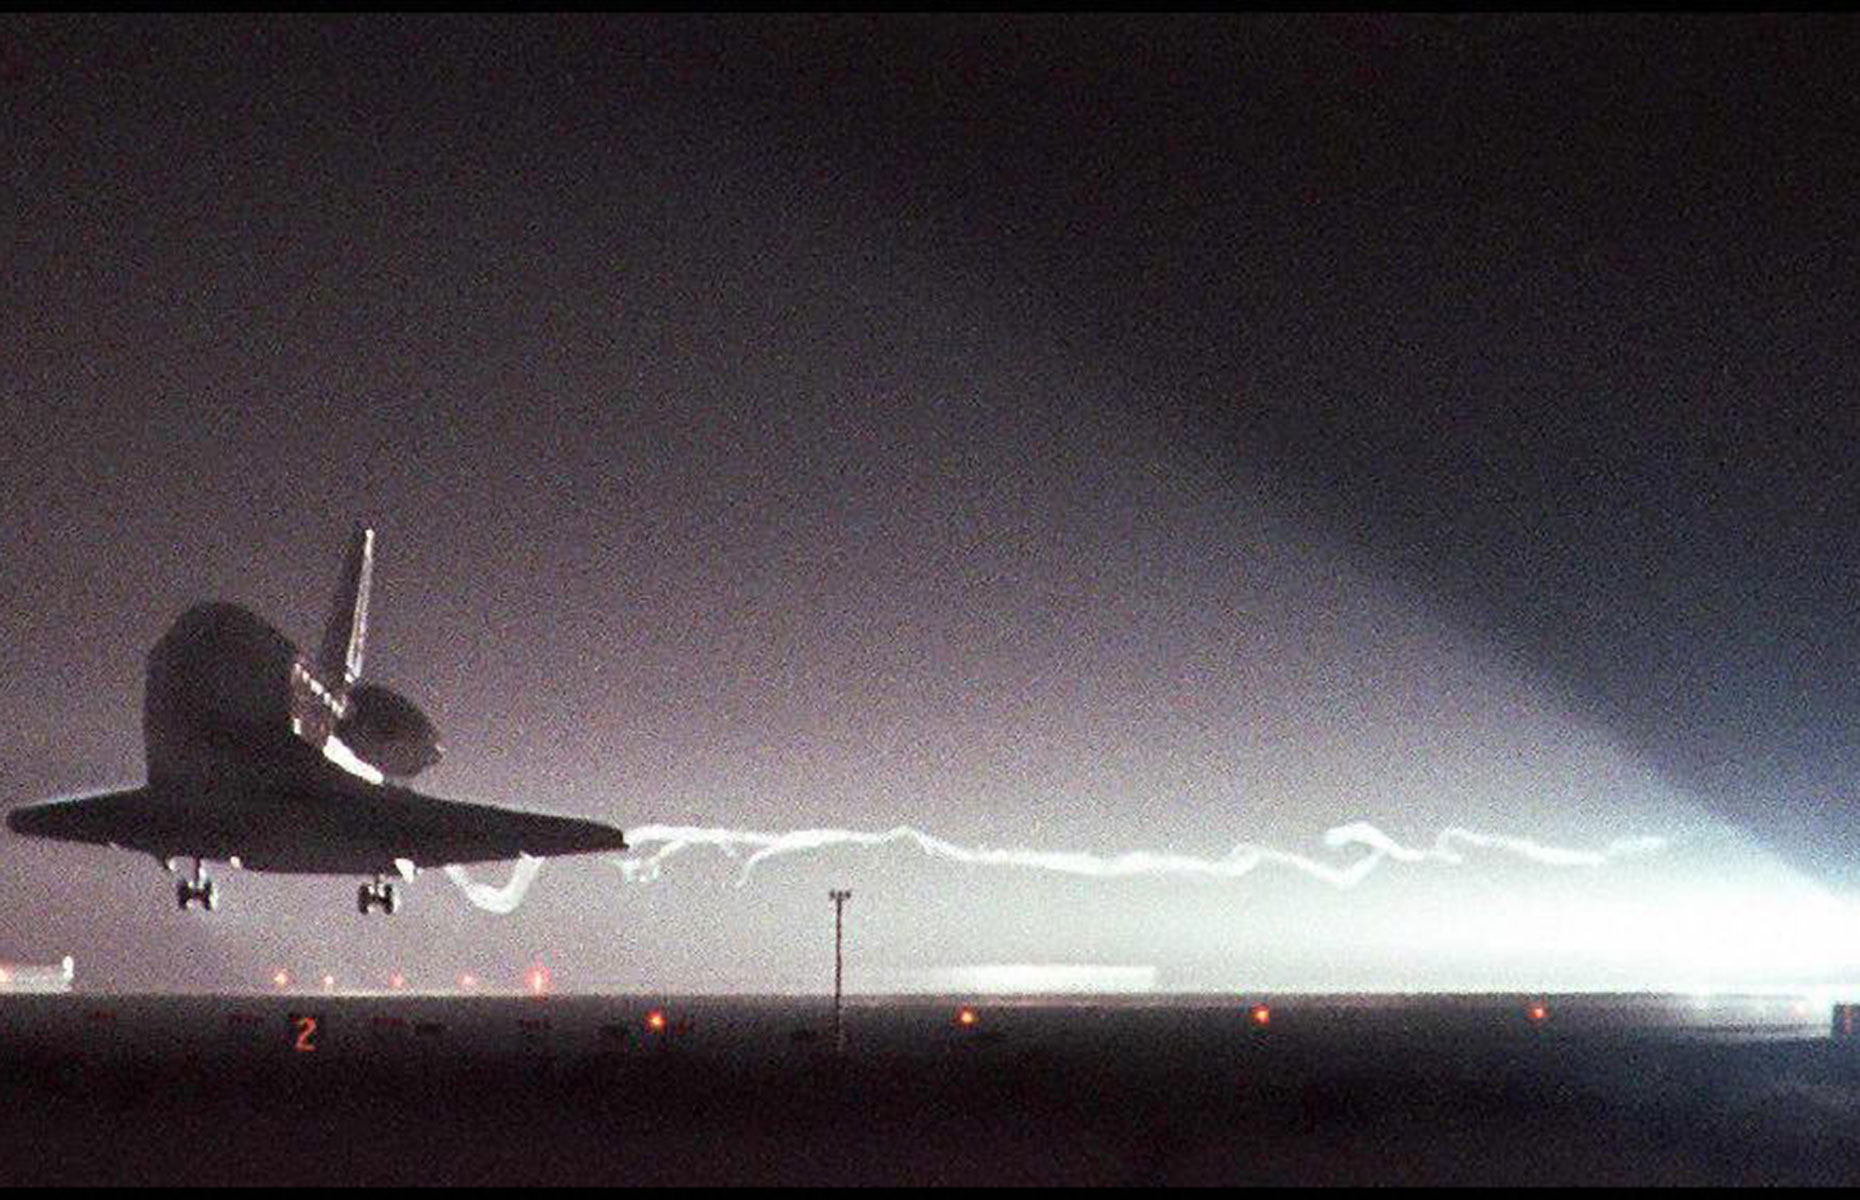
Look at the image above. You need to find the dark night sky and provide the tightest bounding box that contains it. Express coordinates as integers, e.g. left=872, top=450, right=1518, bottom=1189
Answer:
left=4, top=15, right=1859, bottom=993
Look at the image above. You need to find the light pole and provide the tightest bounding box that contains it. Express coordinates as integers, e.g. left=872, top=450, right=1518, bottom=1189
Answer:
left=829, top=888, right=852, bottom=1054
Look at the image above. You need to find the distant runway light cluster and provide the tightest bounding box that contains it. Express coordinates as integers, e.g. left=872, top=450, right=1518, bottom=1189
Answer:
left=613, top=822, right=1668, bottom=889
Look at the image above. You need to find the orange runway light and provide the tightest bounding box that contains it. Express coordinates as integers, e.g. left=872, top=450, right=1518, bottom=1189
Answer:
left=956, top=1007, right=979, bottom=1028
left=527, top=965, right=551, bottom=996
left=646, top=1010, right=668, bottom=1033
left=1528, top=1003, right=1549, bottom=1023
left=272, top=969, right=291, bottom=990
left=1251, top=1004, right=1271, bottom=1027
left=459, top=973, right=478, bottom=991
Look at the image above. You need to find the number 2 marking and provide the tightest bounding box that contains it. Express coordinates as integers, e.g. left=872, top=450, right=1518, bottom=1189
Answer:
left=293, top=1015, right=318, bottom=1053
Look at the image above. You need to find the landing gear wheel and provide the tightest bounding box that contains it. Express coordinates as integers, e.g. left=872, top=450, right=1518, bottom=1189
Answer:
left=357, top=879, right=399, bottom=915
left=176, top=869, right=215, bottom=911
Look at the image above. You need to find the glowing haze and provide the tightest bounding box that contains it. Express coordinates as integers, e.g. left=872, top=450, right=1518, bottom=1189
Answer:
left=4, top=16, right=1858, bottom=994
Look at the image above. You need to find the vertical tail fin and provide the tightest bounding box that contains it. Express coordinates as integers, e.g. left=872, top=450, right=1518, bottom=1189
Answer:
left=316, top=525, right=374, bottom=700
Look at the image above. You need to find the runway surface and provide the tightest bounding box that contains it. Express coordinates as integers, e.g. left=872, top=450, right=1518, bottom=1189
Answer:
left=2, top=992, right=1857, bottom=1185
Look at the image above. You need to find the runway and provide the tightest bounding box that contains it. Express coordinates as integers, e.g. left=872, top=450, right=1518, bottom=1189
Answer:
left=1, top=991, right=1857, bottom=1184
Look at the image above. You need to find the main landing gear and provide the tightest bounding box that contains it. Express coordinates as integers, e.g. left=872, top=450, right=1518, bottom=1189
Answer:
left=357, top=877, right=400, bottom=915
left=176, top=860, right=217, bottom=911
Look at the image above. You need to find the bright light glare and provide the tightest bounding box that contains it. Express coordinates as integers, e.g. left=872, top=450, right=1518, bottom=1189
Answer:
left=1383, top=869, right=1860, bottom=990
left=957, top=1007, right=979, bottom=1027
left=272, top=969, right=290, bottom=989
left=646, top=1010, right=667, bottom=1032
left=319, top=733, right=385, bottom=785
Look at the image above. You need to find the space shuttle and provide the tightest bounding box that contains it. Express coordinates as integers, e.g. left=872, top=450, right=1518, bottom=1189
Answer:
left=7, top=526, right=628, bottom=915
